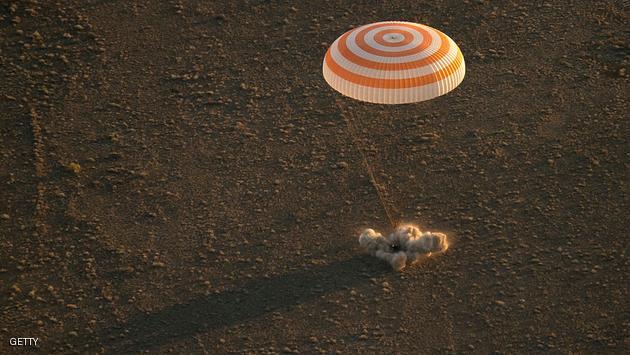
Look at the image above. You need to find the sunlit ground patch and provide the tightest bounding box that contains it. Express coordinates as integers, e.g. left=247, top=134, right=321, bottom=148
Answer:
left=359, top=224, right=449, bottom=271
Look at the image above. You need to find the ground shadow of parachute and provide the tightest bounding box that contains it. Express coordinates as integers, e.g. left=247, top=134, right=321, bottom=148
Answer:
left=98, top=255, right=388, bottom=352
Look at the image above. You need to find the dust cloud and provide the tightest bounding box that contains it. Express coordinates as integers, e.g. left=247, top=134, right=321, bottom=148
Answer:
left=359, top=225, right=449, bottom=271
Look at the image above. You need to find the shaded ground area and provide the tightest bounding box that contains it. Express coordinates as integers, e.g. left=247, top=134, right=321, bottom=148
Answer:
left=1, top=0, right=628, bottom=353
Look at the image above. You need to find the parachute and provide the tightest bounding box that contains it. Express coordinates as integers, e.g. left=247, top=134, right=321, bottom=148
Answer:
left=323, top=21, right=465, bottom=104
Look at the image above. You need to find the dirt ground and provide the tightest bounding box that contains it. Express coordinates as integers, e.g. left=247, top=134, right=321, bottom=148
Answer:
left=1, top=1, right=628, bottom=353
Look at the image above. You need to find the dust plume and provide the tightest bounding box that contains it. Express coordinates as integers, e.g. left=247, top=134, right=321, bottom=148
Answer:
left=359, top=225, right=449, bottom=271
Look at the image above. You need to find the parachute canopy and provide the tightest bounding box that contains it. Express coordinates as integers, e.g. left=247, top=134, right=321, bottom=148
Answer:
left=322, top=21, right=466, bottom=104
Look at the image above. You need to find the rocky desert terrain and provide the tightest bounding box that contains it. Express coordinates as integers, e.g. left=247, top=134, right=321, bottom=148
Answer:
left=1, top=0, right=628, bottom=353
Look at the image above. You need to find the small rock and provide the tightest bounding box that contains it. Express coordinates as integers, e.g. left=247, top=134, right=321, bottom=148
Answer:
left=419, top=133, right=440, bottom=142
left=67, top=162, right=81, bottom=174
left=115, top=266, right=135, bottom=273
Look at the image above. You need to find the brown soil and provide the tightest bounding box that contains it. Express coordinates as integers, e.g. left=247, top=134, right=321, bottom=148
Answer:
left=1, top=1, right=628, bottom=353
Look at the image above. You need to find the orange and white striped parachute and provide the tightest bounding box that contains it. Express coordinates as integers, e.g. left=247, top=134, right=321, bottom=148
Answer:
left=323, top=21, right=465, bottom=104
